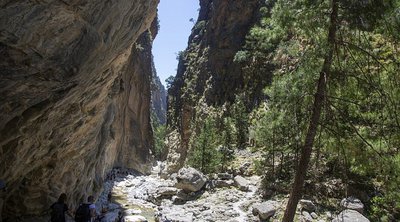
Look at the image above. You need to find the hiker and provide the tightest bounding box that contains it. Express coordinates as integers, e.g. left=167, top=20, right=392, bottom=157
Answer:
left=0, top=180, right=6, bottom=222
left=87, top=195, right=97, bottom=221
left=75, top=195, right=97, bottom=222
left=107, top=192, right=112, bottom=203
left=50, top=193, right=72, bottom=222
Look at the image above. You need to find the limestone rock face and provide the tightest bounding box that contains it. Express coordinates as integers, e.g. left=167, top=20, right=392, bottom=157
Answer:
left=166, top=0, right=261, bottom=173
left=0, top=0, right=158, bottom=218
left=151, top=74, right=167, bottom=125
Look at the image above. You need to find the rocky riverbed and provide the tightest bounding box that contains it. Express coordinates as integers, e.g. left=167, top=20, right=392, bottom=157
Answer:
left=92, top=164, right=263, bottom=222
left=83, top=163, right=370, bottom=222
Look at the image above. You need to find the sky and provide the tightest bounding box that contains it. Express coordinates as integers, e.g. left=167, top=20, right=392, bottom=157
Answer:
left=152, top=0, right=199, bottom=87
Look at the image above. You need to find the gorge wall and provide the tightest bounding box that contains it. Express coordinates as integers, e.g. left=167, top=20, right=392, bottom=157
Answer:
left=151, top=70, right=167, bottom=125
left=0, top=0, right=159, bottom=218
left=166, top=0, right=261, bottom=172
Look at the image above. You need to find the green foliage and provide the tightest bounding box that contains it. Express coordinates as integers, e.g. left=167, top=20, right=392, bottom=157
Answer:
left=370, top=154, right=400, bottom=220
left=247, top=0, right=329, bottom=186
left=231, top=94, right=249, bottom=148
left=187, top=105, right=237, bottom=174
left=187, top=116, right=223, bottom=174
left=165, top=75, right=175, bottom=89
left=151, top=111, right=166, bottom=160
left=175, top=50, right=186, bottom=60
left=194, top=20, right=206, bottom=30
left=169, top=0, right=400, bottom=218
left=153, top=124, right=166, bottom=160
left=340, top=0, right=395, bottom=31
left=241, top=0, right=400, bottom=218
left=325, top=19, right=400, bottom=220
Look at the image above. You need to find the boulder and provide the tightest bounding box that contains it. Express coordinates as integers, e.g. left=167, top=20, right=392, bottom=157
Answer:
left=215, top=179, right=235, bottom=188
left=171, top=190, right=189, bottom=205
left=172, top=195, right=187, bottom=205
left=148, top=187, right=178, bottom=205
left=218, top=173, right=233, bottom=180
left=124, top=215, right=148, bottom=222
left=299, top=199, right=316, bottom=212
left=340, top=197, right=364, bottom=213
left=332, top=209, right=369, bottom=222
left=175, top=167, right=207, bottom=192
left=162, top=210, right=193, bottom=222
left=311, top=212, right=318, bottom=219
left=156, top=187, right=179, bottom=196
left=125, top=209, right=142, bottom=215
left=252, top=201, right=277, bottom=220
left=206, top=179, right=235, bottom=190
left=239, top=162, right=252, bottom=175
left=301, top=211, right=313, bottom=222
left=234, top=175, right=249, bottom=191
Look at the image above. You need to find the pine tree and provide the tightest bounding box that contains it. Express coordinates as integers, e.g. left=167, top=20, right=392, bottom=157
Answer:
left=283, top=1, right=339, bottom=220
left=240, top=0, right=400, bottom=219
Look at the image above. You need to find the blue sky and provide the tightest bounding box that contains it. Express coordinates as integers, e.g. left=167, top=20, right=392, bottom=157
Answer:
left=153, top=0, right=199, bottom=87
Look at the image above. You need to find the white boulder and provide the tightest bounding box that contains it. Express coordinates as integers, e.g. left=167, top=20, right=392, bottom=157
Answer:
left=175, top=167, right=207, bottom=192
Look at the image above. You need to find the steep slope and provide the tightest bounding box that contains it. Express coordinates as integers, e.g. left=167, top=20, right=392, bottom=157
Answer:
left=166, top=0, right=261, bottom=172
left=0, top=0, right=158, bottom=218
left=151, top=72, right=167, bottom=125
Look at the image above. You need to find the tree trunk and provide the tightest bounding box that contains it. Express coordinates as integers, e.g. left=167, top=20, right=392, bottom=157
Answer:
left=282, top=1, right=339, bottom=221
left=315, top=132, right=321, bottom=170
left=272, top=132, right=275, bottom=179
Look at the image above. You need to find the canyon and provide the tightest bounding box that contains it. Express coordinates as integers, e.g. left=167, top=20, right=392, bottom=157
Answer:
left=166, top=0, right=262, bottom=173
left=1, top=0, right=397, bottom=221
left=0, top=0, right=262, bottom=218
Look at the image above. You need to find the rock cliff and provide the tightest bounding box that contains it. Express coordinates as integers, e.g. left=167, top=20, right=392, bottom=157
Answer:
left=166, top=0, right=261, bottom=172
left=0, top=0, right=158, bottom=218
left=151, top=71, right=167, bottom=125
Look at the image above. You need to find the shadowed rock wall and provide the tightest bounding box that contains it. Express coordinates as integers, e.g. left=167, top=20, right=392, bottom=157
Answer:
left=151, top=73, right=167, bottom=125
left=0, top=0, right=158, bottom=218
left=166, top=0, right=261, bottom=173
